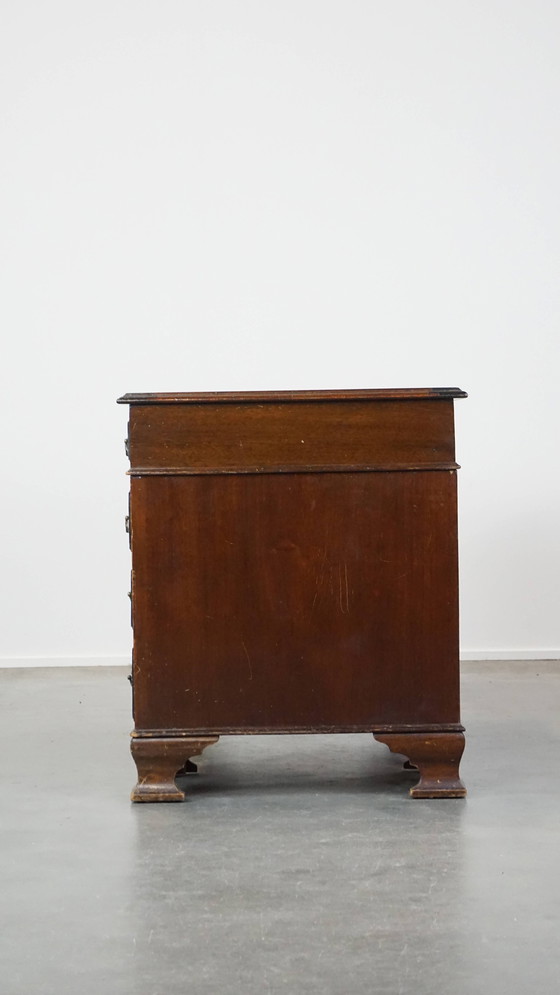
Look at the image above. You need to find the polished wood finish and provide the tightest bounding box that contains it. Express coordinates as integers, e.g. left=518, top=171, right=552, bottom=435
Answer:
left=119, top=388, right=467, bottom=801
left=129, top=471, right=460, bottom=732
left=126, top=399, right=458, bottom=474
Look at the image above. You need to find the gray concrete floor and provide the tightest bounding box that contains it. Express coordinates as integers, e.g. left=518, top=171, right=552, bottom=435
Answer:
left=0, top=662, right=559, bottom=995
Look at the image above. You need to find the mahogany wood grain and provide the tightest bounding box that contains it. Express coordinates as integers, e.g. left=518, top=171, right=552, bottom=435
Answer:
left=130, top=471, right=460, bottom=732
left=126, top=399, right=457, bottom=474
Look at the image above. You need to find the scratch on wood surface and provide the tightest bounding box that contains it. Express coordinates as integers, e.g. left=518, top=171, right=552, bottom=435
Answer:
left=339, top=562, right=350, bottom=613
left=241, top=639, right=253, bottom=680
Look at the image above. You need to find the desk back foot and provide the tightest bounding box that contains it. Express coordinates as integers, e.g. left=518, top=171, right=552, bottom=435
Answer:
left=374, top=732, right=466, bottom=798
left=130, top=736, right=219, bottom=802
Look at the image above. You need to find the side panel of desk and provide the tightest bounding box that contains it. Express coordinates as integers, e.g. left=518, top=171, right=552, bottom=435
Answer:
left=127, top=407, right=460, bottom=732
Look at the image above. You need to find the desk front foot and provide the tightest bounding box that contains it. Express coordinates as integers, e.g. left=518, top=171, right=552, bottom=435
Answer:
left=130, top=736, right=219, bottom=802
left=374, top=732, right=466, bottom=798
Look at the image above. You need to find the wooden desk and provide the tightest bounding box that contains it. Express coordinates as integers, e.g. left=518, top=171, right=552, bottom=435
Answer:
left=118, top=388, right=467, bottom=801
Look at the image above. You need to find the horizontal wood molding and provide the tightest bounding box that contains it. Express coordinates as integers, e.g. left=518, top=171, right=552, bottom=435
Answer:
left=119, top=387, right=467, bottom=405
left=131, top=724, right=466, bottom=736
left=128, top=463, right=460, bottom=476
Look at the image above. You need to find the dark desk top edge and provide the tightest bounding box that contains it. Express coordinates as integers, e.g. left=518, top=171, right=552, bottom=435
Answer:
left=117, top=387, right=468, bottom=405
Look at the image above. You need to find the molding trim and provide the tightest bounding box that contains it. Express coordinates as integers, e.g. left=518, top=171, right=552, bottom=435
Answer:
left=128, top=462, right=460, bottom=476
left=1, top=651, right=558, bottom=669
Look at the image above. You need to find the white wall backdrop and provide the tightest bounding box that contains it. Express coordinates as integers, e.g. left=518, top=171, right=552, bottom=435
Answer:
left=1, top=0, right=559, bottom=664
